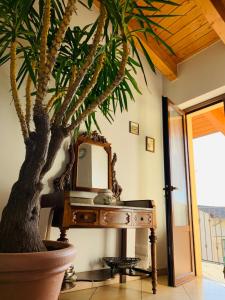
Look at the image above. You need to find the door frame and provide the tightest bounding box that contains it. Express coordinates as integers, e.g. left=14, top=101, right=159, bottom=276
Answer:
left=162, top=97, right=196, bottom=286
left=162, top=97, right=175, bottom=286
left=185, top=97, right=225, bottom=276
left=184, top=93, right=225, bottom=114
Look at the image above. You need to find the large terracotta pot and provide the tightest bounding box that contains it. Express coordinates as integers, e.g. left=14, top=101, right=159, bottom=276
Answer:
left=0, top=240, right=76, bottom=300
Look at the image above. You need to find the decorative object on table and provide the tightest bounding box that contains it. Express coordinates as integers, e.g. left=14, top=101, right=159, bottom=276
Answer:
left=61, top=265, right=77, bottom=291
left=103, top=257, right=141, bottom=277
left=146, top=136, right=155, bottom=153
left=94, top=189, right=117, bottom=205
left=129, top=121, right=139, bottom=135
left=111, top=153, right=123, bottom=201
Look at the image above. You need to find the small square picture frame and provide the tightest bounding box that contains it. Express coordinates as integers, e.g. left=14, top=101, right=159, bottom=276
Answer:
left=146, top=136, right=155, bottom=153
left=129, top=121, right=139, bottom=135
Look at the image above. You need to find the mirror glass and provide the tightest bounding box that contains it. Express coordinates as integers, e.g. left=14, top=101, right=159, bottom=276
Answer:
left=76, top=143, right=108, bottom=189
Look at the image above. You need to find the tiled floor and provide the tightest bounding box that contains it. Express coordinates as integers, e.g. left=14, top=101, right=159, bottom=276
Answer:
left=202, top=261, right=225, bottom=284
left=59, top=276, right=225, bottom=300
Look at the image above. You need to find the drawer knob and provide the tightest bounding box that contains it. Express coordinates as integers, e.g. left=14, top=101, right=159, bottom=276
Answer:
left=126, top=214, right=131, bottom=224
left=140, top=217, right=144, bottom=221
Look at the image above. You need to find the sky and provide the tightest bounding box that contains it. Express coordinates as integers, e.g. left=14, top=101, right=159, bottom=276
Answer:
left=193, top=132, right=225, bottom=207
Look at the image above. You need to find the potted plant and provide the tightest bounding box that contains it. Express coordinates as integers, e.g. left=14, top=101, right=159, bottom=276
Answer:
left=0, top=0, right=177, bottom=299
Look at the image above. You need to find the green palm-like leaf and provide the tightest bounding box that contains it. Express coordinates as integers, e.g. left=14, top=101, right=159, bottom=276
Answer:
left=0, top=0, right=179, bottom=131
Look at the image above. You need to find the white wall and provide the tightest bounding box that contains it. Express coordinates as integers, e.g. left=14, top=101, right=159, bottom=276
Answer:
left=0, top=3, right=167, bottom=272
left=0, top=63, right=25, bottom=214
left=163, top=41, right=225, bottom=107
left=48, top=56, right=167, bottom=272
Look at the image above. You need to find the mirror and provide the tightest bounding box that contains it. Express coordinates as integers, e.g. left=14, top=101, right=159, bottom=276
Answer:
left=77, top=143, right=108, bottom=189
left=53, top=131, right=123, bottom=201
left=73, top=132, right=112, bottom=193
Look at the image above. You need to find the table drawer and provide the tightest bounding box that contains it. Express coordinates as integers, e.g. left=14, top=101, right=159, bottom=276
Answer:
left=132, top=212, right=152, bottom=227
left=100, top=210, right=131, bottom=227
left=72, top=209, right=99, bottom=226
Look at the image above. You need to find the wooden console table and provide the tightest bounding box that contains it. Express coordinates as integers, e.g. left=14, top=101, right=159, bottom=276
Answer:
left=41, top=193, right=157, bottom=294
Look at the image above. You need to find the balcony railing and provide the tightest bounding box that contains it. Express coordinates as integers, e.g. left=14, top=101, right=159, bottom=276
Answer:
left=198, top=208, right=225, bottom=265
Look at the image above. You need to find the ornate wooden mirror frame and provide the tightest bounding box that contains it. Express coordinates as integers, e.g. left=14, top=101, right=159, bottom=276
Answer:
left=73, top=131, right=112, bottom=193
left=53, top=131, right=122, bottom=200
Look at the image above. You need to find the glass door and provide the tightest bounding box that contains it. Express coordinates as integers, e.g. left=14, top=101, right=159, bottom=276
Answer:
left=162, top=97, right=195, bottom=286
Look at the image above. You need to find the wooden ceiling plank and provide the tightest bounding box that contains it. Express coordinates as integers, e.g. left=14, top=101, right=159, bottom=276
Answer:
left=175, top=29, right=219, bottom=62
left=154, top=0, right=196, bottom=36
left=192, top=129, right=218, bottom=139
left=194, top=0, right=225, bottom=43
left=192, top=107, right=225, bottom=138
left=159, top=5, right=201, bottom=41
left=192, top=121, right=218, bottom=138
left=172, top=22, right=212, bottom=52
left=193, top=124, right=215, bottom=130
left=151, top=3, right=165, bottom=16
left=193, top=125, right=214, bottom=131
left=206, top=109, right=225, bottom=135
left=166, top=14, right=208, bottom=47
left=193, top=120, right=212, bottom=127
left=151, top=0, right=185, bottom=24
left=137, top=0, right=164, bottom=15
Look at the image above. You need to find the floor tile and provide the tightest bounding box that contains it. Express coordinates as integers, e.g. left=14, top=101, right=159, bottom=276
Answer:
left=202, top=262, right=225, bottom=284
left=59, top=276, right=225, bottom=300
left=183, top=277, right=225, bottom=300
left=91, top=285, right=143, bottom=300
left=59, top=288, right=96, bottom=300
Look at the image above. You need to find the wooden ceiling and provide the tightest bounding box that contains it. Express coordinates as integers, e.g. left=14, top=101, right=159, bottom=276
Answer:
left=131, top=0, right=225, bottom=80
left=94, top=1, right=225, bottom=80
left=192, top=106, right=225, bottom=138
left=152, top=0, right=219, bottom=63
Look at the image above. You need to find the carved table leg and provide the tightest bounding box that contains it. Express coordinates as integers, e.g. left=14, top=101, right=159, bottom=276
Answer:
left=57, top=228, right=69, bottom=243
left=150, top=228, right=157, bottom=294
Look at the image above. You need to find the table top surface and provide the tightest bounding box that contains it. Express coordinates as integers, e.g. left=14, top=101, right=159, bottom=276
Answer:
left=70, top=201, right=153, bottom=211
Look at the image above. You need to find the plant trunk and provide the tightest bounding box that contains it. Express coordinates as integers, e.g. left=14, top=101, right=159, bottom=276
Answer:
left=0, top=182, right=45, bottom=253
left=0, top=124, right=67, bottom=253
left=0, top=140, right=47, bottom=252
left=0, top=111, right=48, bottom=252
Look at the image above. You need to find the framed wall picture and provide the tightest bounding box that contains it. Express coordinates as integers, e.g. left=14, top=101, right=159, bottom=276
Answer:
left=146, top=136, right=155, bottom=153
left=129, top=121, right=139, bottom=135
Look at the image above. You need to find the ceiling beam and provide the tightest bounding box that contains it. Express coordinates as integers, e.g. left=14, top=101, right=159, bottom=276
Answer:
left=194, top=0, right=225, bottom=44
left=129, top=23, right=178, bottom=80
